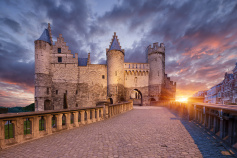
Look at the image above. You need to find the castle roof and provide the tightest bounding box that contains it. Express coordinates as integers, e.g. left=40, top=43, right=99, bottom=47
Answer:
left=78, top=58, right=88, bottom=66
left=108, top=32, right=122, bottom=52
left=37, top=29, right=51, bottom=44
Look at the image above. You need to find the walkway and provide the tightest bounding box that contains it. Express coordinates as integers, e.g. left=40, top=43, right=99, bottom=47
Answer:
left=0, top=106, right=236, bottom=158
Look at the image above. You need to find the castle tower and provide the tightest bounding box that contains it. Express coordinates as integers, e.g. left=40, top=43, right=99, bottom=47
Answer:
left=34, top=23, right=53, bottom=111
left=147, top=42, right=165, bottom=101
left=106, top=32, right=125, bottom=103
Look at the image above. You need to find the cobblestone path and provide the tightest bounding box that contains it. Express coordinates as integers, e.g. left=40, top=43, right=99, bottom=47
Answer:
left=0, top=106, right=236, bottom=158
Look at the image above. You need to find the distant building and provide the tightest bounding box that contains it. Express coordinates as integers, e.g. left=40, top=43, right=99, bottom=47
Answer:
left=197, top=62, right=237, bottom=104
left=193, top=90, right=207, bottom=98
left=204, top=83, right=222, bottom=104
left=220, top=64, right=237, bottom=104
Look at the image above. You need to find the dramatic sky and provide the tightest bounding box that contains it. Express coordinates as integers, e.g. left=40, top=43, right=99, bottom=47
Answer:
left=0, top=0, right=237, bottom=107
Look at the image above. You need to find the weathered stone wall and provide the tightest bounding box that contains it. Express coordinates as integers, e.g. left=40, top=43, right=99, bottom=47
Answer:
left=78, top=64, right=107, bottom=107
left=107, top=50, right=125, bottom=103
left=147, top=43, right=165, bottom=100
left=51, top=34, right=78, bottom=64
left=50, top=64, right=107, bottom=109
left=51, top=63, right=78, bottom=109
left=35, top=40, right=52, bottom=111
left=148, top=53, right=164, bottom=87
left=124, top=71, right=149, bottom=88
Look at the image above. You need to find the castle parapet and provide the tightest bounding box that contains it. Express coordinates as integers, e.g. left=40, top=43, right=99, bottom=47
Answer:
left=148, top=42, right=165, bottom=55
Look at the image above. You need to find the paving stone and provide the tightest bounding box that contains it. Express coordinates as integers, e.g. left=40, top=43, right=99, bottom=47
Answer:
left=0, top=106, right=236, bottom=157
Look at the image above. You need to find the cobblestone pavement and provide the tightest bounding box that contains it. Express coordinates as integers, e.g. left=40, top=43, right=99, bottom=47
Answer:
left=0, top=106, right=236, bottom=158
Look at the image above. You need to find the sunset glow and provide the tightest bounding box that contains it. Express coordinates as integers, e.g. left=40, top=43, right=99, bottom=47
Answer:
left=176, top=97, right=188, bottom=103
left=0, top=0, right=237, bottom=107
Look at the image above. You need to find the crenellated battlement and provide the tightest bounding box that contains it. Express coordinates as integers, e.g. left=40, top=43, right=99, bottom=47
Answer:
left=147, top=42, right=165, bottom=55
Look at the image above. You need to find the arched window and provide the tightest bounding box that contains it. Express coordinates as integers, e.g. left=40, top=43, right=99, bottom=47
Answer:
left=134, top=77, right=137, bottom=83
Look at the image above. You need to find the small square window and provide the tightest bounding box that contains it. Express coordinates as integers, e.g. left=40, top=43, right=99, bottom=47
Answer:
left=102, top=75, right=105, bottom=79
left=56, top=90, right=58, bottom=95
left=58, top=48, right=61, bottom=53
left=58, top=57, right=62, bottom=63
left=76, top=90, right=78, bottom=94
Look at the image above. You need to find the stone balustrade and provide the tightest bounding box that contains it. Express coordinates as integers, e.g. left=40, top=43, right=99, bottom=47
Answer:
left=108, top=101, right=133, bottom=118
left=168, top=101, right=237, bottom=149
left=0, top=101, right=133, bottom=149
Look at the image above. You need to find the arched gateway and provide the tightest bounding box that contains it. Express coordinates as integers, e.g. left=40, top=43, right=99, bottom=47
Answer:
left=130, top=89, right=143, bottom=106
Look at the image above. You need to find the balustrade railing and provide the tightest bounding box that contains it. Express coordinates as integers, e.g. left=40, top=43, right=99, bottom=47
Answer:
left=0, top=101, right=133, bottom=149
left=168, top=101, right=237, bottom=150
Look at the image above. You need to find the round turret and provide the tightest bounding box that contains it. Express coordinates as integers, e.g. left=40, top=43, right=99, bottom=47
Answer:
left=147, top=42, right=165, bottom=100
left=106, top=33, right=125, bottom=103
left=34, top=24, right=53, bottom=111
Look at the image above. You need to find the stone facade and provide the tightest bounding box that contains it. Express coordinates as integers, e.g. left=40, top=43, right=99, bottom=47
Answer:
left=34, top=23, right=176, bottom=111
left=196, top=63, right=237, bottom=104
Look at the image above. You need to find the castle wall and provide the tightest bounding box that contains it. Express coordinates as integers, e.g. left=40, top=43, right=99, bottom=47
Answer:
left=51, top=63, right=78, bottom=109
left=147, top=43, right=165, bottom=101
left=124, top=63, right=150, bottom=105
left=35, top=40, right=52, bottom=111
left=107, top=50, right=125, bottom=103
left=78, top=64, right=107, bottom=107
left=35, top=26, right=176, bottom=110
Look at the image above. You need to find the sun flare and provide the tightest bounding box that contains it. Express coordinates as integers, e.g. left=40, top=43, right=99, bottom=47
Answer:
left=176, top=97, right=188, bottom=102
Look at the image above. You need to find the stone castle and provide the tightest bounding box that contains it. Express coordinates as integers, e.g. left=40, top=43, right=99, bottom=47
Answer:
left=34, top=24, right=176, bottom=111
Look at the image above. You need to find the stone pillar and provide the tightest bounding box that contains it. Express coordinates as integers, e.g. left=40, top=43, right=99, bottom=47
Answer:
left=92, top=109, right=96, bottom=123
left=228, top=119, right=233, bottom=145
left=220, top=118, right=224, bottom=139
left=32, top=116, right=40, bottom=138
left=100, top=108, right=104, bottom=120
left=14, top=119, right=23, bottom=143
left=208, top=114, right=211, bottom=129
left=0, top=120, right=5, bottom=149
left=45, top=114, right=52, bottom=134
left=86, top=110, right=92, bottom=124
left=200, top=111, right=203, bottom=124
left=73, top=112, right=79, bottom=127
left=65, top=112, right=71, bottom=129
left=96, top=109, right=100, bottom=121
left=187, top=104, right=191, bottom=121
left=203, top=107, right=206, bottom=125
left=80, top=110, right=85, bottom=125
left=104, top=104, right=109, bottom=119
left=213, top=116, right=217, bottom=134
left=56, top=114, right=63, bottom=130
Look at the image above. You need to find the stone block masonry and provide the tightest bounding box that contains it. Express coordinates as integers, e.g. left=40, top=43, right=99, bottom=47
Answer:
left=34, top=23, right=176, bottom=111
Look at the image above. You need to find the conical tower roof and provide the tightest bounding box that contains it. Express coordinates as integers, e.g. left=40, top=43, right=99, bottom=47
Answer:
left=107, top=32, right=124, bottom=54
left=37, top=29, right=51, bottom=44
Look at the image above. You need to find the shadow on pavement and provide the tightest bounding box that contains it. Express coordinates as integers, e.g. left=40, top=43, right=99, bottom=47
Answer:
left=168, top=108, right=237, bottom=158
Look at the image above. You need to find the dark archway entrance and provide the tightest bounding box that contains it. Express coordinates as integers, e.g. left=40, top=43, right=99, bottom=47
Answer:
left=108, top=98, right=113, bottom=104
left=130, top=89, right=142, bottom=106
left=44, top=100, right=53, bottom=110
left=150, top=98, right=156, bottom=106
